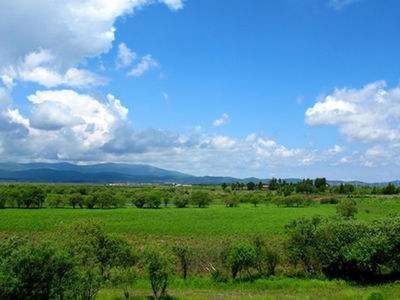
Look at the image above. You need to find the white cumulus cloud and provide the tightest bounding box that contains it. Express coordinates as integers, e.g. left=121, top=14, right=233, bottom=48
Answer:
left=213, top=113, right=230, bottom=127
left=128, top=55, right=159, bottom=77
left=116, top=43, right=136, bottom=69
left=306, top=81, right=400, bottom=143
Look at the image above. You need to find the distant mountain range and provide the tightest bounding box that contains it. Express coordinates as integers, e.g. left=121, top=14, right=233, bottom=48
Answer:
left=0, top=162, right=398, bottom=186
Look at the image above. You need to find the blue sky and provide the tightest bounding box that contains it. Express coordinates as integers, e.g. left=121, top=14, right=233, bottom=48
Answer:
left=0, top=0, right=400, bottom=181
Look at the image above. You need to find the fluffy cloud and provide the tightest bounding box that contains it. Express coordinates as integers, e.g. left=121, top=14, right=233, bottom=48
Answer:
left=128, top=55, right=159, bottom=77
left=213, top=113, right=230, bottom=127
left=12, top=49, right=106, bottom=88
left=306, top=81, right=400, bottom=142
left=116, top=43, right=136, bottom=69
left=305, top=81, right=400, bottom=176
left=0, top=0, right=184, bottom=92
left=0, top=90, right=129, bottom=162
left=0, top=88, right=342, bottom=176
left=162, top=0, right=184, bottom=10
left=0, top=0, right=183, bottom=69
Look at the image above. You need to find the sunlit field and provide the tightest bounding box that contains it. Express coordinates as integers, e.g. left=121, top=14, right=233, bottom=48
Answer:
left=1, top=198, right=399, bottom=238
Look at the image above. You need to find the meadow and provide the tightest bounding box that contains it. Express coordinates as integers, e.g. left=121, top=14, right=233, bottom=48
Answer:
left=0, top=198, right=399, bottom=238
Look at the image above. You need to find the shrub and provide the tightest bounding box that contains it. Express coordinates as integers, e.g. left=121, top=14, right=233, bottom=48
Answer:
left=174, top=194, right=190, bottom=208
left=318, top=196, right=338, bottom=204
left=225, top=241, right=257, bottom=279
left=133, top=193, right=146, bottom=208
left=382, top=183, right=398, bottom=195
left=145, top=248, right=173, bottom=299
left=286, top=216, right=400, bottom=283
left=64, top=220, right=137, bottom=278
left=172, top=243, right=193, bottom=279
left=0, top=238, right=79, bottom=300
left=191, top=190, right=213, bottom=208
left=224, top=194, right=239, bottom=207
left=252, top=235, right=279, bottom=276
left=336, top=198, right=358, bottom=219
left=275, top=194, right=312, bottom=207
left=69, top=193, right=83, bottom=208
left=83, top=195, right=96, bottom=209
left=45, top=194, right=67, bottom=208
left=109, top=267, right=136, bottom=300
left=249, top=193, right=261, bottom=207
left=285, top=216, right=322, bottom=274
left=366, top=292, right=386, bottom=300
left=144, top=191, right=162, bottom=209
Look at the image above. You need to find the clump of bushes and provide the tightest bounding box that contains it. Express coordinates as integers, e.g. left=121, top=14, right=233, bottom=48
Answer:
left=224, top=194, right=239, bottom=207
left=173, top=194, right=190, bottom=208
left=191, top=190, right=213, bottom=208
left=274, top=194, right=312, bottom=207
left=172, top=242, right=193, bottom=279
left=252, top=235, right=279, bottom=276
left=133, top=191, right=162, bottom=209
left=145, top=248, right=173, bottom=299
left=285, top=216, right=400, bottom=282
left=225, top=241, right=257, bottom=279
left=336, top=198, right=358, bottom=219
left=318, top=196, right=338, bottom=204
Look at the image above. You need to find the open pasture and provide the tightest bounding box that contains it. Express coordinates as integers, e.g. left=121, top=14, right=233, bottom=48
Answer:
left=0, top=197, right=399, bottom=239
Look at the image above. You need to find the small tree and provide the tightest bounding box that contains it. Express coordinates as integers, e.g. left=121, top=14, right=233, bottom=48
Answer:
left=336, top=198, right=358, bottom=219
left=69, top=193, right=83, bottom=209
left=246, top=182, right=256, bottom=191
left=225, top=241, right=257, bottom=279
left=224, top=194, right=239, bottom=207
left=145, top=248, right=172, bottom=299
left=190, top=190, right=212, bottom=208
left=145, top=191, right=162, bottom=209
left=249, top=194, right=261, bottom=207
left=252, top=235, right=279, bottom=276
left=382, top=183, right=398, bottom=195
left=109, top=267, right=136, bottom=300
left=172, top=243, right=193, bottom=280
left=174, top=194, right=190, bottom=208
left=285, top=216, right=322, bottom=274
left=314, top=177, right=327, bottom=192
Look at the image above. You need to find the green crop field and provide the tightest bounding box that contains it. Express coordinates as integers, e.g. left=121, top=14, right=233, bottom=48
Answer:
left=1, top=198, right=399, bottom=238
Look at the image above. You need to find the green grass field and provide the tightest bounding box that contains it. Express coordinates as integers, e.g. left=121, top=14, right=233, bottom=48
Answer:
left=1, top=198, right=399, bottom=238
left=2, top=197, right=400, bottom=299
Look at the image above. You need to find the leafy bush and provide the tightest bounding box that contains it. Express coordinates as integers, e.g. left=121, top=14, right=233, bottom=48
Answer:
left=274, top=194, right=312, bottom=207
left=133, top=193, right=146, bottom=208
left=285, top=216, right=322, bottom=274
left=145, top=248, right=173, bottom=299
left=225, top=241, right=257, bottom=279
left=224, top=194, right=239, bottom=207
left=252, top=235, right=279, bottom=276
left=286, top=216, right=400, bottom=283
left=174, top=194, right=190, bottom=208
left=318, top=196, right=338, bottom=204
left=69, top=193, right=84, bottom=208
left=45, top=193, right=68, bottom=208
left=191, top=190, right=213, bottom=208
left=336, top=198, right=358, bottom=219
left=0, top=238, right=79, bottom=300
left=172, top=242, right=193, bottom=279
left=144, top=191, right=162, bottom=209
left=109, top=267, right=136, bottom=300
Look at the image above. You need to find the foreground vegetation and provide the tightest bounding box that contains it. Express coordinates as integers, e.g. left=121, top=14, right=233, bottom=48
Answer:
left=1, top=180, right=400, bottom=299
